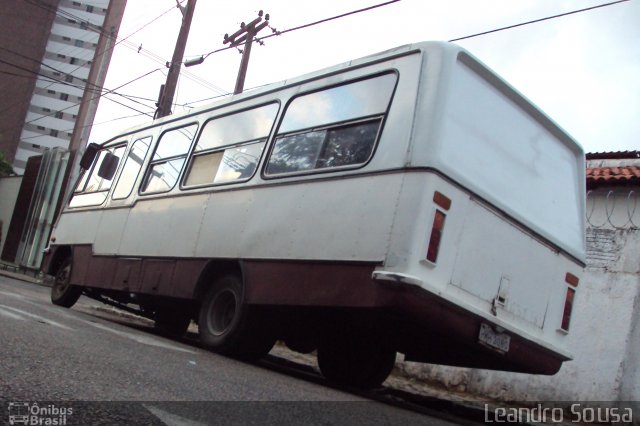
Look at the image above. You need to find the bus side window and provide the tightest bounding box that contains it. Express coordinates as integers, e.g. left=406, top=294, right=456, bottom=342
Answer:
left=184, top=103, right=279, bottom=187
left=112, top=136, right=152, bottom=200
left=265, top=73, right=397, bottom=176
left=69, top=145, right=126, bottom=208
left=140, top=124, right=198, bottom=194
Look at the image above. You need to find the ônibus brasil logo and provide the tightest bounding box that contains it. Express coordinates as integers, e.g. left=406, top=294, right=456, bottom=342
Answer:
left=8, top=402, right=72, bottom=426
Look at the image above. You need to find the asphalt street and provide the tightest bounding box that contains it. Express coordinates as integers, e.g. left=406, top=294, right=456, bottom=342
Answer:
left=0, top=275, right=462, bottom=425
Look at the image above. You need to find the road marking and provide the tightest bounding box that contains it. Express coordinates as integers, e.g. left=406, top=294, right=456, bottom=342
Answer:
left=0, top=306, right=26, bottom=320
left=0, top=304, right=72, bottom=330
left=0, top=290, right=26, bottom=299
left=143, top=405, right=207, bottom=426
left=87, top=321, right=197, bottom=354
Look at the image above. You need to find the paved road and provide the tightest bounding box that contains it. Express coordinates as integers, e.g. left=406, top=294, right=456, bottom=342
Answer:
left=0, top=275, right=462, bottom=425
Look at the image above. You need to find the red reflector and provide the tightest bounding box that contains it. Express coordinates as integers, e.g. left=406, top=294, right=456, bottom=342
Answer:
left=561, top=287, right=576, bottom=331
left=433, top=191, right=452, bottom=211
left=426, top=210, right=446, bottom=263
left=565, top=272, right=579, bottom=287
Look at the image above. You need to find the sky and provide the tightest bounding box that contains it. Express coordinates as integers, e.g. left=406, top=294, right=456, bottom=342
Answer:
left=87, top=0, right=640, bottom=154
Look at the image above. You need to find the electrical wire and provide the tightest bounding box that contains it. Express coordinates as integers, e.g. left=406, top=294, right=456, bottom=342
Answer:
left=11, top=68, right=162, bottom=143
left=448, top=0, right=630, bottom=42
left=23, top=0, right=222, bottom=95
left=0, top=47, right=158, bottom=120
left=0, top=1, right=172, bottom=121
left=193, top=0, right=402, bottom=61
left=29, top=0, right=625, bottom=124
left=181, top=0, right=629, bottom=109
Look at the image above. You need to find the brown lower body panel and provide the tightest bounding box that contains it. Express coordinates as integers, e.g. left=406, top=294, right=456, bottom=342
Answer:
left=243, top=259, right=565, bottom=375
left=65, top=245, right=207, bottom=299
left=45, top=245, right=565, bottom=375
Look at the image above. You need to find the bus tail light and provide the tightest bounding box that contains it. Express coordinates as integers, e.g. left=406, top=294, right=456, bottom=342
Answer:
left=560, top=273, right=579, bottom=332
left=426, top=191, right=451, bottom=264
left=426, top=210, right=446, bottom=263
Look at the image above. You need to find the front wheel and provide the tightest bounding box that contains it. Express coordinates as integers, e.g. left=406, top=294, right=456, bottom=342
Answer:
left=198, top=274, right=275, bottom=360
left=50, top=257, right=83, bottom=308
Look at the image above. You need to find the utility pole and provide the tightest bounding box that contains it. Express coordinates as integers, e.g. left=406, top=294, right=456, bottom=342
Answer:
left=155, top=0, right=197, bottom=119
left=224, top=11, right=270, bottom=95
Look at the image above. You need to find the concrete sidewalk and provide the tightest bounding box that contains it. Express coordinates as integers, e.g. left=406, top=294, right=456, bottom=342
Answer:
left=0, top=264, right=48, bottom=286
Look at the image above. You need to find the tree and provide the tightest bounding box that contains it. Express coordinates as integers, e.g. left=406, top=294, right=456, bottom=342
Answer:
left=0, top=150, right=15, bottom=177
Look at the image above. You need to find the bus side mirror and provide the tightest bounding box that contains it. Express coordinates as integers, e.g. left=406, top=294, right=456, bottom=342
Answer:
left=80, top=143, right=100, bottom=170
left=97, top=152, right=119, bottom=180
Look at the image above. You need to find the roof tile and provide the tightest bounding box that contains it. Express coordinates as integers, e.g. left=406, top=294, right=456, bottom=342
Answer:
left=586, top=166, right=640, bottom=187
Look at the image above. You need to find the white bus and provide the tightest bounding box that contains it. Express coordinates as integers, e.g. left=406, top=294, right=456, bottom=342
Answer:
left=44, top=41, right=585, bottom=389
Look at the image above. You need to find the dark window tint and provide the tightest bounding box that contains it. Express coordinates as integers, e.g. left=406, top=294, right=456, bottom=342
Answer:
left=266, top=120, right=379, bottom=174
left=266, top=73, right=396, bottom=176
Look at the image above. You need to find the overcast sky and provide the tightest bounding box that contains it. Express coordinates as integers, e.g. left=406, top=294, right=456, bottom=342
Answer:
left=88, top=0, right=639, bottom=154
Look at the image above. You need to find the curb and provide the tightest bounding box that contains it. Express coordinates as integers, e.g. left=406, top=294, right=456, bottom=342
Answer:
left=0, top=268, right=50, bottom=287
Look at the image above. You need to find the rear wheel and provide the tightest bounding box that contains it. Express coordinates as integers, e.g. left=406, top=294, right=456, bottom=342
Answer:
left=50, top=257, right=83, bottom=308
left=317, top=326, right=396, bottom=389
left=198, top=274, right=275, bottom=360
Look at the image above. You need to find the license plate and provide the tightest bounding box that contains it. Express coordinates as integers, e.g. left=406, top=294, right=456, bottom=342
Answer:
left=479, top=323, right=510, bottom=353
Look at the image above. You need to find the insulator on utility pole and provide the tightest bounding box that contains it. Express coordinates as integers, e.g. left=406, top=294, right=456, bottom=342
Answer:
left=223, top=11, right=270, bottom=95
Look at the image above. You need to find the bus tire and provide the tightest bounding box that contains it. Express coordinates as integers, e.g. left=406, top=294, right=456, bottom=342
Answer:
left=154, top=309, right=191, bottom=337
left=50, top=257, right=83, bottom=308
left=198, top=274, right=275, bottom=360
left=317, top=328, right=396, bottom=389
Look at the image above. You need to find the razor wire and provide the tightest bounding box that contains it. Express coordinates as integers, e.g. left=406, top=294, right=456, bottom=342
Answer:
left=586, top=189, right=640, bottom=229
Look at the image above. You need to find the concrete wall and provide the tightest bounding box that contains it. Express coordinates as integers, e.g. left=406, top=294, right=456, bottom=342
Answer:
left=0, top=176, right=22, bottom=255
left=397, top=186, right=640, bottom=401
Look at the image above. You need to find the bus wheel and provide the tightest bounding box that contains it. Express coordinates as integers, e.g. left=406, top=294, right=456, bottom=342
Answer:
left=154, top=309, right=191, bottom=337
left=198, top=274, right=275, bottom=361
left=50, top=257, right=83, bottom=308
left=317, top=328, right=396, bottom=389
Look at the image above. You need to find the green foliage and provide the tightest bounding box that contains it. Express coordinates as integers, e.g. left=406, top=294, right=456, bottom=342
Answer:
left=0, top=150, right=15, bottom=177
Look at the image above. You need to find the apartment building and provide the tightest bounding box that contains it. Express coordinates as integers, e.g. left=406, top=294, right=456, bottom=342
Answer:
left=0, top=0, right=126, bottom=174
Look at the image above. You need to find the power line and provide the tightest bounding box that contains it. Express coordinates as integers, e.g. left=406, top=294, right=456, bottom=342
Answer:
left=448, top=0, right=630, bottom=42
left=0, top=47, right=159, bottom=120
left=26, top=68, right=161, bottom=125
left=23, top=0, right=223, bottom=96
left=194, top=0, right=402, bottom=62
left=0, top=0, right=165, bottom=121
left=20, top=111, right=150, bottom=143
left=183, top=0, right=628, bottom=106
left=260, top=0, right=400, bottom=42
left=9, top=68, right=161, bottom=144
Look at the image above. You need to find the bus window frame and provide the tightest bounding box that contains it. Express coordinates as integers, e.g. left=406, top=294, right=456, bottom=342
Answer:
left=262, top=70, right=399, bottom=180
left=139, top=122, right=199, bottom=196
left=68, top=142, right=128, bottom=208
left=111, top=135, right=153, bottom=201
left=180, top=101, right=280, bottom=190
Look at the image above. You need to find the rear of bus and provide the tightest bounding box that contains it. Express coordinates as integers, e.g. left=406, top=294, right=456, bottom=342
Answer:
left=375, top=43, right=585, bottom=374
